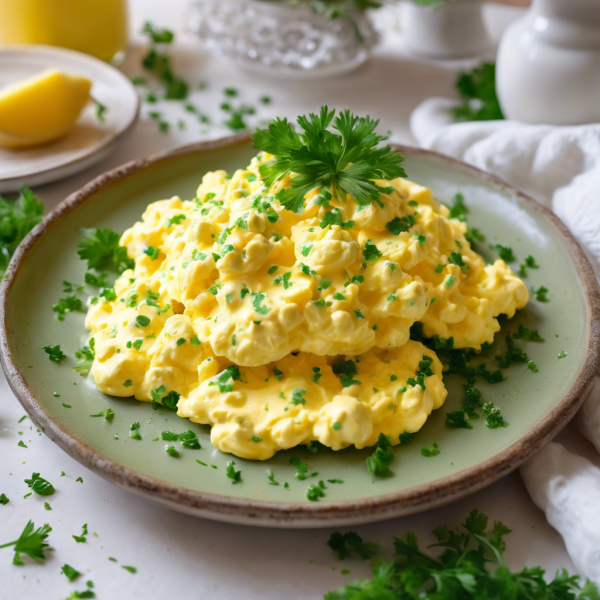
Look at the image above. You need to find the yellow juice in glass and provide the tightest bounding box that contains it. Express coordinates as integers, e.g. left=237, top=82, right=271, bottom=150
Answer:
left=0, top=0, right=128, bottom=62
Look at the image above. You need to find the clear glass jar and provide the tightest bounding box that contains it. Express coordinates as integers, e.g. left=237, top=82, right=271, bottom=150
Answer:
left=186, top=0, right=379, bottom=79
left=0, top=0, right=129, bottom=63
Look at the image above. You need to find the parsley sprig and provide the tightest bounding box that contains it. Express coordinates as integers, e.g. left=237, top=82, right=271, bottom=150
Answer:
left=253, top=106, right=406, bottom=213
left=0, top=520, right=52, bottom=564
left=325, top=510, right=599, bottom=599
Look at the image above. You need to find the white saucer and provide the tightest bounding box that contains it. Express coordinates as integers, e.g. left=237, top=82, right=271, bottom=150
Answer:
left=0, top=45, right=140, bottom=193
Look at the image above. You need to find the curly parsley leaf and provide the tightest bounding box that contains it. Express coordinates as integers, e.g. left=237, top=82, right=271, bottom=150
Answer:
left=328, top=531, right=379, bottom=561
left=0, top=186, right=44, bottom=273
left=253, top=106, right=406, bottom=213
left=0, top=520, right=52, bottom=563
left=77, top=229, right=134, bottom=274
left=451, top=61, right=504, bottom=122
left=42, top=344, right=66, bottom=362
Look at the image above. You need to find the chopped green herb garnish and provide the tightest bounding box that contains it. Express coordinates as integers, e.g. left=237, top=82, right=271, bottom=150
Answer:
left=421, top=442, right=440, bottom=457
left=42, top=345, right=66, bottom=362
left=226, top=461, right=241, bottom=484
left=366, top=433, right=393, bottom=478
left=327, top=531, right=379, bottom=561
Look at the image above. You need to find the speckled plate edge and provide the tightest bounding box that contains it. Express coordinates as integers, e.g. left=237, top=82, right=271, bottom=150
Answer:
left=2, top=134, right=599, bottom=528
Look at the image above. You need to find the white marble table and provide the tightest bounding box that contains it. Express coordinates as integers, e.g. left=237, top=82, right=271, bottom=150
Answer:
left=1, top=2, right=578, bottom=598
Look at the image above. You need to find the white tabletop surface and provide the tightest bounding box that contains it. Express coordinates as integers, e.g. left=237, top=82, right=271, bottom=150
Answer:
left=1, top=2, right=580, bottom=598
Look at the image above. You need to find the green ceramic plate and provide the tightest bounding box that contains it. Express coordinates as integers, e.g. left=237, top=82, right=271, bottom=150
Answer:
left=2, top=135, right=599, bottom=527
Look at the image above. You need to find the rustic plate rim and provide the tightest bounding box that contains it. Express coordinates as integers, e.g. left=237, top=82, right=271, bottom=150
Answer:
left=2, top=134, right=599, bottom=527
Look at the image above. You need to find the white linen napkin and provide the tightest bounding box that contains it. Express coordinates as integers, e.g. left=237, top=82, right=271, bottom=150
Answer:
left=410, top=98, right=600, bottom=582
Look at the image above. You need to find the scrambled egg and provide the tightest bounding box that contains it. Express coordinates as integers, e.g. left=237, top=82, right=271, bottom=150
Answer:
left=85, top=154, right=528, bottom=460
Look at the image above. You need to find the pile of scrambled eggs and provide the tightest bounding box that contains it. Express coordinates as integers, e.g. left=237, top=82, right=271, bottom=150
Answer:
left=85, top=154, right=528, bottom=460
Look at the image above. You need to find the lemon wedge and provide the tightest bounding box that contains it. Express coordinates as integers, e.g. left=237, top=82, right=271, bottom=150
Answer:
left=0, top=69, right=92, bottom=148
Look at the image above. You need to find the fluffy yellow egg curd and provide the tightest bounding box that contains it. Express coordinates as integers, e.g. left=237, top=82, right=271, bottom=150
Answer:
left=85, top=154, right=528, bottom=460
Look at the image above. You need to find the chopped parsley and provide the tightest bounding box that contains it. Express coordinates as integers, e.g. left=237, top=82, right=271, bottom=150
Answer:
left=226, top=461, right=241, bottom=484
left=421, top=443, right=440, bottom=457
left=532, top=286, right=549, bottom=302
left=209, top=365, right=241, bottom=393
left=332, top=359, right=361, bottom=387
left=129, top=422, right=142, bottom=440
left=42, top=345, right=66, bottom=362
left=558, top=350, right=568, bottom=359
left=291, top=389, right=306, bottom=405
left=482, top=402, right=508, bottom=428
left=363, top=241, right=382, bottom=262
left=62, top=564, right=81, bottom=581
left=307, top=484, right=325, bottom=502
left=448, top=193, right=467, bottom=221
left=144, top=246, right=159, bottom=260
left=24, top=473, right=55, bottom=496
left=327, top=531, right=379, bottom=561
left=251, top=292, right=269, bottom=314
left=289, top=456, right=310, bottom=480
left=518, top=254, right=539, bottom=277
left=52, top=295, right=83, bottom=320
left=365, top=433, right=393, bottom=478
left=493, top=244, right=515, bottom=262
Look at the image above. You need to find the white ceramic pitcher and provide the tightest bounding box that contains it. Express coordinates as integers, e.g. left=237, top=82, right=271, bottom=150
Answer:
left=496, top=0, right=600, bottom=125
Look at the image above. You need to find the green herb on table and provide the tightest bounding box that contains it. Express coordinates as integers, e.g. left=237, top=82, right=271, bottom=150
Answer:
left=42, top=344, right=66, bottom=362
left=122, top=565, right=137, bottom=574
left=253, top=106, right=406, bottom=214
left=62, top=564, right=82, bottom=582
left=77, top=228, right=134, bottom=274
left=365, top=433, right=393, bottom=478
left=0, top=186, right=44, bottom=274
left=0, top=520, right=52, bottom=564
left=43, top=502, right=51, bottom=511
left=327, top=531, right=379, bottom=561
left=141, top=22, right=188, bottom=100
left=0, top=493, right=9, bottom=505
left=72, top=523, right=88, bottom=544
left=24, top=473, right=55, bottom=496
left=226, top=461, right=241, bottom=484
left=451, top=61, right=504, bottom=122
left=324, top=509, right=599, bottom=600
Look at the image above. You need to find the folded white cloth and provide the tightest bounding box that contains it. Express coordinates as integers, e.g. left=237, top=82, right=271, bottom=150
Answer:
left=410, top=98, right=600, bottom=583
